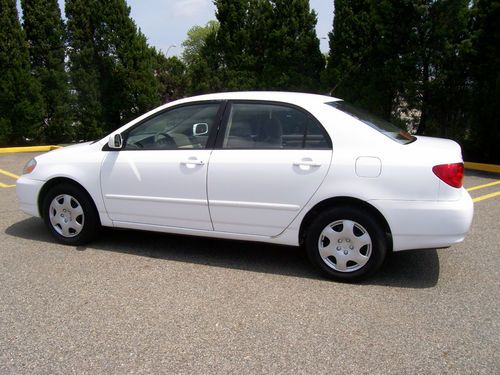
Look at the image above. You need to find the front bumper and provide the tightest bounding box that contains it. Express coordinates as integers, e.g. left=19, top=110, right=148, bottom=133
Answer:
left=370, top=189, right=474, bottom=251
left=16, top=176, right=45, bottom=217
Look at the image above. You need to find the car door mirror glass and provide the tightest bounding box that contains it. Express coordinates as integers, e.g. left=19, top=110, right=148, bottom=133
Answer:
left=108, top=133, right=123, bottom=149
left=193, top=123, right=209, bottom=136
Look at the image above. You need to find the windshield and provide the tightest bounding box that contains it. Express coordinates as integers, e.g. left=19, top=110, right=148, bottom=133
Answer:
left=327, top=101, right=416, bottom=144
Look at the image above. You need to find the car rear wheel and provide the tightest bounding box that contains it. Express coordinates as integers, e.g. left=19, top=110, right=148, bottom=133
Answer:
left=42, top=183, right=100, bottom=245
left=305, top=207, right=387, bottom=282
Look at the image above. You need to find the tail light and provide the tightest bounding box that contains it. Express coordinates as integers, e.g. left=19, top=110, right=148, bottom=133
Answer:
left=432, top=163, right=464, bottom=188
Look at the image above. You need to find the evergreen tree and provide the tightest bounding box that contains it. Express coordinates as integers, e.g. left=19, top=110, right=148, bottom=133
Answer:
left=214, top=0, right=256, bottom=89
left=186, top=28, right=224, bottom=94
left=97, top=0, right=160, bottom=128
left=326, top=0, right=471, bottom=138
left=21, top=0, right=72, bottom=143
left=466, top=0, right=499, bottom=163
left=326, top=0, right=416, bottom=120
left=265, top=0, right=324, bottom=90
left=154, top=52, right=188, bottom=103
left=0, top=0, right=43, bottom=145
left=410, top=0, right=470, bottom=138
left=66, top=0, right=103, bottom=140
left=66, top=0, right=160, bottom=140
left=212, top=0, right=324, bottom=91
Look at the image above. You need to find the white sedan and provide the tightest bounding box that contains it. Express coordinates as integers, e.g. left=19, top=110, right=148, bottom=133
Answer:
left=16, top=92, right=473, bottom=281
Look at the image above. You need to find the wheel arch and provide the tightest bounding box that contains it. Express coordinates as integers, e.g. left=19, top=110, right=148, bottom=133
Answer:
left=37, top=177, right=99, bottom=223
left=299, top=196, right=393, bottom=251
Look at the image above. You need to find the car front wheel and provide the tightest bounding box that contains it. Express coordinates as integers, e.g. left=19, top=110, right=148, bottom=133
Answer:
left=42, top=183, right=100, bottom=245
left=305, top=207, right=387, bottom=282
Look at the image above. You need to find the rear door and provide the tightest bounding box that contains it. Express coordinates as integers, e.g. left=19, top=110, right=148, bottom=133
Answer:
left=207, top=101, right=332, bottom=236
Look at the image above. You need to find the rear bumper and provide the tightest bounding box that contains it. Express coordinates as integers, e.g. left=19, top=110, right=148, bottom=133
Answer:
left=16, top=176, right=44, bottom=217
left=370, top=190, right=474, bottom=251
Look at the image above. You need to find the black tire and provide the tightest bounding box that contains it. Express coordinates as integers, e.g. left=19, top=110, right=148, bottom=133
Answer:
left=305, top=206, right=387, bottom=282
left=42, top=183, right=101, bottom=245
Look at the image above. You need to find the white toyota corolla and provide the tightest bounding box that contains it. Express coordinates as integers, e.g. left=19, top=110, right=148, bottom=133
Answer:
left=17, top=92, right=473, bottom=281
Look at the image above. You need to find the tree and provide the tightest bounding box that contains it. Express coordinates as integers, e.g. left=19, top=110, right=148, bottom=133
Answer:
left=0, top=0, right=43, bottom=145
left=326, top=0, right=416, bottom=120
left=264, top=0, right=325, bottom=90
left=21, top=0, right=72, bottom=143
left=410, top=0, right=470, bottom=138
left=186, top=28, right=224, bottom=94
left=326, top=0, right=472, bottom=141
left=465, top=0, right=499, bottom=164
left=182, top=20, right=219, bottom=68
left=98, top=0, right=160, bottom=127
left=211, top=0, right=324, bottom=92
left=154, top=52, right=188, bottom=103
left=66, top=0, right=104, bottom=140
left=213, top=0, right=257, bottom=89
left=66, top=0, right=160, bottom=140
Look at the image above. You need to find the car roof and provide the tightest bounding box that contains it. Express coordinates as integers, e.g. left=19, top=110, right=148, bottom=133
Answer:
left=176, top=91, right=341, bottom=107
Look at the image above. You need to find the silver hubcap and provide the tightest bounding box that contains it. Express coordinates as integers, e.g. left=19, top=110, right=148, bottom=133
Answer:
left=318, top=219, right=372, bottom=273
left=49, top=194, right=84, bottom=238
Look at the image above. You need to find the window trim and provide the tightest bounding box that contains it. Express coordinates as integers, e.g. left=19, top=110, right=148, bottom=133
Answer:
left=214, top=100, right=332, bottom=150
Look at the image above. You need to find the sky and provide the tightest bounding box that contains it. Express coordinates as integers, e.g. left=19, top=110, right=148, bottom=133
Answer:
left=19, top=0, right=333, bottom=56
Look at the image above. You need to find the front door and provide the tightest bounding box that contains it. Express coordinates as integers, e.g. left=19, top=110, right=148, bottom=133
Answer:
left=101, top=102, right=222, bottom=230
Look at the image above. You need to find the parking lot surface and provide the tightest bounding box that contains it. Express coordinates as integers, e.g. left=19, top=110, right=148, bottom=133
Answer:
left=1, top=152, right=499, bottom=374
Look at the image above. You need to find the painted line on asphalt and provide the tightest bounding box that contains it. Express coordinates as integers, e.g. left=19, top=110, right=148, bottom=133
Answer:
left=0, top=168, right=20, bottom=180
left=466, top=180, right=500, bottom=192
left=0, top=168, right=19, bottom=188
left=0, top=145, right=61, bottom=154
left=464, top=162, right=500, bottom=174
left=472, top=191, right=500, bottom=203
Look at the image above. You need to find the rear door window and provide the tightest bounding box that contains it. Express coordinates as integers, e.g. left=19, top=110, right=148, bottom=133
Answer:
left=222, top=103, right=331, bottom=149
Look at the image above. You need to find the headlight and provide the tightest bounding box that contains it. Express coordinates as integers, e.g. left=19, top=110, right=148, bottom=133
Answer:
left=22, top=158, right=37, bottom=174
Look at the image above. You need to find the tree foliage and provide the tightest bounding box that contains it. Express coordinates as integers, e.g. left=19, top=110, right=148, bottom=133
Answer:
left=327, top=0, right=421, bottom=120
left=190, top=0, right=324, bottom=92
left=325, top=0, right=499, bottom=163
left=21, top=0, right=72, bottom=143
left=409, top=0, right=470, bottom=139
left=265, top=0, right=325, bottom=90
left=0, top=0, right=497, bottom=162
left=182, top=20, right=219, bottom=68
left=0, top=0, right=43, bottom=145
left=155, top=52, right=188, bottom=103
left=466, top=0, right=500, bottom=164
left=65, top=0, right=105, bottom=140
left=66, top=0, right=159, bottom=140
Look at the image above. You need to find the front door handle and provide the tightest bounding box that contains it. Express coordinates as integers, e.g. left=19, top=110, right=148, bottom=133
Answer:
left=181, top=158, right=204, bottom=166
left=293, top=160, right=321, bottom=167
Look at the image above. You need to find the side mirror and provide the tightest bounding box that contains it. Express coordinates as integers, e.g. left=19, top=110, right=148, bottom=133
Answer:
left=108, top=133, right=123, bottom=149
left=193, top=123, right=209, bottom=136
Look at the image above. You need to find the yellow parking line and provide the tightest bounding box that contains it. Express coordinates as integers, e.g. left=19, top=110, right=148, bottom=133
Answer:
left=0, top=145, right=61, bottom=154
left=0, top=168, right=20, bottom=180
left=0, top=182, right=15, bottom=188
left=467, top=180, right=500, bottom=192
left=472, top=191, right=500, bottom=203
left=464, top=162, right=500, bottom=174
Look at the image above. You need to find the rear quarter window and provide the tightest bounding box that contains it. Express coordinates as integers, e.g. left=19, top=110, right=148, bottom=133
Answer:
left=327, top=101, right=416, bottom=145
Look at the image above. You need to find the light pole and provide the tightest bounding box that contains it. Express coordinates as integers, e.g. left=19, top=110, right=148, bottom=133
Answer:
left=166, top=44, right=177, bottom=56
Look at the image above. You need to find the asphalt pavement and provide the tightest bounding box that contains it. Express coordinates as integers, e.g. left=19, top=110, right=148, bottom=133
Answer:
left=0, top=152, right=498, bottom=374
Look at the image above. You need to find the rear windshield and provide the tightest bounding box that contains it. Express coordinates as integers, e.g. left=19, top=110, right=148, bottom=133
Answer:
left=327, top=101, right=416, bottom=144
